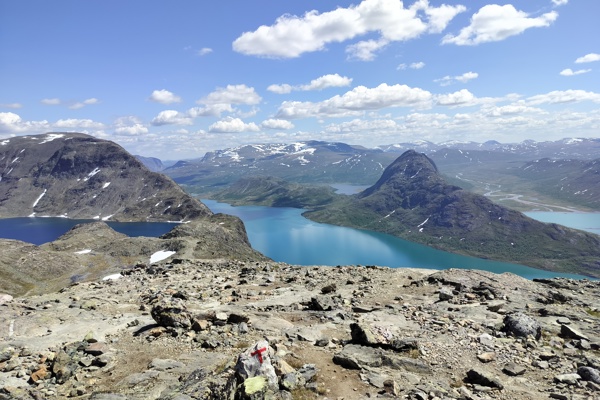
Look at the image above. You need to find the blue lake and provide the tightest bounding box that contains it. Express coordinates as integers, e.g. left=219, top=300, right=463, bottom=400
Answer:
left=524, top=211, right=600, bottom=235
left=203, top=200, right=596, bottom=280
left=0, top=217, right=177, bottom=245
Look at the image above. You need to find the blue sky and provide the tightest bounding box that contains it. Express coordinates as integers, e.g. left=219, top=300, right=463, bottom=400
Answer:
left=1, top=0, right=599, bottom=159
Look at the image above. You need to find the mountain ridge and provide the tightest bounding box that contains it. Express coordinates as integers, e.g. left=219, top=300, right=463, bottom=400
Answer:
left=0, top=133, right=210, bottom=221
left=305, top=151, right=600, bottom=277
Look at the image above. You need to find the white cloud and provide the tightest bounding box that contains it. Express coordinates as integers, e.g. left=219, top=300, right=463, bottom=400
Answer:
left=267, top=84, right=293, bottom=94
left=435, top=71, right=478, bottom=86
left=151, top=110, right=193, bottom=126
left=187, top=104, right=234, bottom=117
left=276, top=83, right=433, bottom=119
left=324, top=118, right=400, bottom=133
left=575, top=53, right=600, bottom=63
left=268, top=74, right=352, bottom=93
left=0, top=112, right=108, bottom=135
left=67, top=98, right=99, bottom=110
left=551, top=0, right=568, bottom=6
left=346, top=39, right=389, bottom=61
left=0, top=103, right=22, bottom=109
left=198, top=84, right=261, bottom=106
left=41, top=98, right=61, bottom=105
left=149, top=89, right=182, bottom=104
left=483, top=104, right=546, bottom=117
left=527, top=89, right=600, bottom=105
left=261, top=119, right=294, bottom=130
left=114, top=116, right=148, bottom=136
left=208, top=117, right=260, bottom=133
left=302, top=74, right=353, bottom=91
left=397, top=61, right=425, bottom=70
left=0, top=112, right=23, bottom=127
left=559, top=68, right=591, bottom=76
left=442, top=4, right=557, bottom=46
left=435, top=89, right=477, bottom=106
left=54, top=118, right=105, bottom=129
left=233, top=0, right=465, bottom=59
left=197, top=47, right=213, bottom=56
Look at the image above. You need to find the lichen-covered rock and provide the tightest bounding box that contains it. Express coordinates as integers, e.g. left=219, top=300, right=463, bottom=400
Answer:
left=235, top=340, right=277, bottom=388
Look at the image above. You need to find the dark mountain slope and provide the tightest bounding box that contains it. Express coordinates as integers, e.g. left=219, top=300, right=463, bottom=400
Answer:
left=0, top=132, right=210, bottom=221
left=306, top=150, right=600, bottom=277
left=212, top=176, right=339, bottom=207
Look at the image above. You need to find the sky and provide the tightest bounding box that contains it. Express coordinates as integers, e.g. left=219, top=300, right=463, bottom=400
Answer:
left=1, top=0, right=599, bottom=160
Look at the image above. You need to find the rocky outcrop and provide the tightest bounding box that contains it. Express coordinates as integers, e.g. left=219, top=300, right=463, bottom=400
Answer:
left=0, top=132, right=210, bottom=222
left=1, top=262, right=598, bottom=399
left=0, top=216, right=268, bottom=297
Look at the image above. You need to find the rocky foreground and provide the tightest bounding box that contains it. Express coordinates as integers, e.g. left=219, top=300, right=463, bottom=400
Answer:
left=1, top=260, right=599, bottom=400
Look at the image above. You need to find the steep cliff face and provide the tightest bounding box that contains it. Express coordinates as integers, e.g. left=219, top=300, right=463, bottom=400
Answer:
left=306, top=150, right=600, bottom=277
left=0, top=132, right=210, bottom=221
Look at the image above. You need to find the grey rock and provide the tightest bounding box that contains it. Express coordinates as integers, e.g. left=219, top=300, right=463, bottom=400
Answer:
left=438, top=287, right=454, bottom=301
left=502, top=313, right=541, bottom=340
left=150, top=297, right=192, bottom=329
left=333, top=344, right=383, bottom=370
left=280, top=371, right=305, bottom=391
left=560, top=324, right=589, bottom=340
left=309, top=295, right=336, bottom=311
left=333, top=344, right=430, bottom=374
left=466, top=369, right=504, bottom=390
left=577, top=366, right=600, bottom=384
left=321, top=283, right=337, bottom=294
left=350, top=322, right=419, bottom=351
left=297, top=364, right=318, bottom=383
left=554, top=373, right=580, bottom=385
left=150, top=358, right=185, bottom=371
left=235, top=340, right=277, bottom=388
left=502, top=362, right=526, bottom=376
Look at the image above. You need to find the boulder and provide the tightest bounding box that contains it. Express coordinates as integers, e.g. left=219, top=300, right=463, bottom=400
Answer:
left=560, top=324, right=589, bottom=340
left=577, top=366, right=600, bottom=384
left=502, top=313, right=541, bottom=340
left=235, top=340, right=277, bottom=388
left=350, top=322, right=419, bottom=352
left=150, top=297, right=192, bottom=329
left=465, top=369, right=504, bottom=390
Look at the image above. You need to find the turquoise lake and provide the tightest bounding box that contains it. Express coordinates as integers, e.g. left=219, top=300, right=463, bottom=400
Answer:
left=203, top=199, right=597, bottom=280
left=0, top=204, right=597, bottom=280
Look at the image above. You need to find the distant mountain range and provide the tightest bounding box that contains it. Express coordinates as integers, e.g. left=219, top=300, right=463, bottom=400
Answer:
left=162, top=138, right=600, bottom=211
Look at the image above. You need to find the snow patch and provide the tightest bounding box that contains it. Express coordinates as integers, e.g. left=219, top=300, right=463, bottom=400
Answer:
left=0, top=140, right=9, bottom=146
left=32, top=189, right=47, bottom=208
left=84, top=167, right=101, bottom=181
left=102, top=274, right=122, bottom=281
left=39, top=133, right=65, bottom=144
left=150, top=250, right=176, bottom=263
left=102, top=182, right=111, bottom=189
left=101, top=214, right=113, bottom=221
left=417, top=217, right=429, bottom=228
left=75, top=249, right=92, bottom=254
left=296, top=156, right=310, bottom=165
